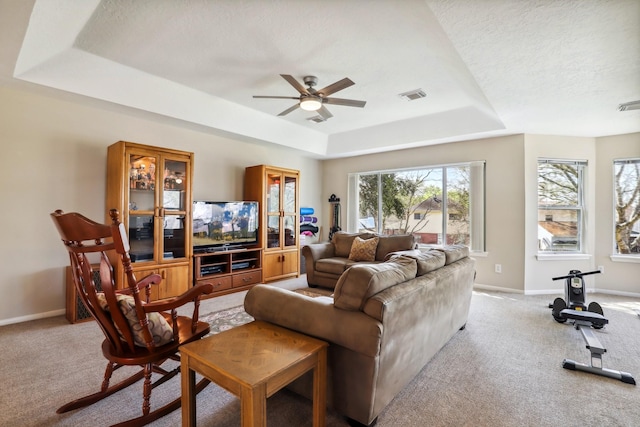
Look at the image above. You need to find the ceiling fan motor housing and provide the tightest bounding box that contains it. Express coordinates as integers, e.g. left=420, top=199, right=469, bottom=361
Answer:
left=303, top=75, right=318, bottom=88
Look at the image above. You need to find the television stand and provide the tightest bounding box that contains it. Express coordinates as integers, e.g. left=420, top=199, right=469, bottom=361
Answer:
left=193, top=247, right=262, bottom=299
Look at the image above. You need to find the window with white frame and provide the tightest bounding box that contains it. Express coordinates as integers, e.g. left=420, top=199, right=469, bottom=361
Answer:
left=537, top=159, right=586, bottom=253
left=347, top=161, right=485, bottom=252
left=613, top=158, right=640, bottom=255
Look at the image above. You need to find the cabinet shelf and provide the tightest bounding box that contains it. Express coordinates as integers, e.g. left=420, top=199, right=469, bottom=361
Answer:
left=193, top=248, right=263, bottom=298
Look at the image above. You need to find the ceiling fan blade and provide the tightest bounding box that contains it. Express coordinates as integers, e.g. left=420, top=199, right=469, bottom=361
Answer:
left=323, top=97, right=367, bottom=108
left=278, top=104, right=300, bottom=116
left=280, top=74, right=310, bottom=95
left=253, top=96, right=300, bottom=100
left=316, top=77, right=354, bottom=97
left=317, top=105, right=334, bottom=120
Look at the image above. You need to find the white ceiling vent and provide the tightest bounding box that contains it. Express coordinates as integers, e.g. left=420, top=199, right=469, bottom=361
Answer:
left=399, top=89, right=427, bottom=101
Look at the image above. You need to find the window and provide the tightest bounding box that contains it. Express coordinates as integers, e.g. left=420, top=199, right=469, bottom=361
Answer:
left=613, top=159, right=640, bottom=255
left=537, top=159, right=586, bottom=253
left=347, top=161, right=485, bottom=252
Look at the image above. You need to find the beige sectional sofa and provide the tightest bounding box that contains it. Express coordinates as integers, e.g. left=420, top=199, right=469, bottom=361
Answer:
left=302, top=231, right=417, bottom=289
left=244, top=245, right=475, bottom=426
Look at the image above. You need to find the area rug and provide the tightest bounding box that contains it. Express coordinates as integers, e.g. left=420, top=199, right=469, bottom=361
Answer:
left=201, top=306, right=254, bottom=335
left=200, top=287, right=332, bottom=335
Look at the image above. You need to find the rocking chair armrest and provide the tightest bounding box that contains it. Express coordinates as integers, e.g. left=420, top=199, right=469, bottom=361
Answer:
left=136, top=273, right=162, bottom=290
left=141, top=283, right=215, bottom=313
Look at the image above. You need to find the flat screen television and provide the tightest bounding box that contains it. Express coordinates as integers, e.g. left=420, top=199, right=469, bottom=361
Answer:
left=192, top=201, right=259, bottom=253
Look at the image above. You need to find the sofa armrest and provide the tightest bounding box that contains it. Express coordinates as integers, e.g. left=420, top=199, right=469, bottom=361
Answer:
left=302, top=242, right=335, bottom=261
left=302, top=243, right=336, bottom=286
left=244, top=285, right=382, bottom=357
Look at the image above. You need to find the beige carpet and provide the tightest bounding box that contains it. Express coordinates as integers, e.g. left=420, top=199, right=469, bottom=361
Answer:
left=2, top=276, right=640, bottom=426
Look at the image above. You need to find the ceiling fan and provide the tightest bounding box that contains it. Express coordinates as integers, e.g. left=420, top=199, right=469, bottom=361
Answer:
left=253, top=74, right=366, bottom=121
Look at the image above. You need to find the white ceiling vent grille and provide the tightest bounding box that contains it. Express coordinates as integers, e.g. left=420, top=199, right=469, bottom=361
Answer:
left=399, top=89, right=426, bottom=101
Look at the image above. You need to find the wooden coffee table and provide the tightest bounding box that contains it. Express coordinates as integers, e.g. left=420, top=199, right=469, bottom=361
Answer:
left=180, top=320, right=328, bottom=427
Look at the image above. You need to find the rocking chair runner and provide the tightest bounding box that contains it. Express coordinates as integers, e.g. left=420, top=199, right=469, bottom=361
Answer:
left=50, top=209, right=214, bottom=427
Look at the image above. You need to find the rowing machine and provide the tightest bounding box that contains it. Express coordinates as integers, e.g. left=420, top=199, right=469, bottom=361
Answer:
left=557, top=308, right=635, bottom=385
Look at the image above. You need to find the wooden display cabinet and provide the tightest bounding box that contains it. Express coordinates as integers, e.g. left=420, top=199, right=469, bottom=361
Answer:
left=106, top=141, right=194, bottom=300
left=193, top=248, right=263, bottom=298
left=244, top=165, right=300, bottom=282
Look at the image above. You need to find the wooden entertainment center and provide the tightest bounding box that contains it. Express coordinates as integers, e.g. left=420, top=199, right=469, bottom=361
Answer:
left=193, top=247, right=262, bottom=298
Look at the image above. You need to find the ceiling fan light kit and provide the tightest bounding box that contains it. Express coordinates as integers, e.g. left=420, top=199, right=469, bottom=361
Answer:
left=300, top=97, right=322, bottom=111
left=253, top=74, right=366, bottom=121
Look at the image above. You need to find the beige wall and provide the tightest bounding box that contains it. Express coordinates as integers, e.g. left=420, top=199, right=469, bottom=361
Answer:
left=322, top=135, right=527, bottom=292
left=524, top=133, right=640, bottom=295
left=324, top=132, right=640, bottom=295
left=1, top=83, right=637, bottom=324
left=524, top=135, right=598, bottom=293
left=0, top=85, right=323, bottom=324
left=594, top=133, right=640, bottom=295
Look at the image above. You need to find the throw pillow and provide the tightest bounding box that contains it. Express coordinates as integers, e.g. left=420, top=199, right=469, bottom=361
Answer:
left=96, top=293, right=174, bottom=347
left=348, top=236, right=379, bottom=262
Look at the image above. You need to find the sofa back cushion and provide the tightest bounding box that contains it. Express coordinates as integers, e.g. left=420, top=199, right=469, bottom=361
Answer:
left=436, top=245, right=470, bottom=265
left=334, top=256, right=417, bottom=311
left=387, top=249, right=446, bottom=276
left=375, top=234, right=416, bottom=261
left=332, top=231, right=375, bottom=258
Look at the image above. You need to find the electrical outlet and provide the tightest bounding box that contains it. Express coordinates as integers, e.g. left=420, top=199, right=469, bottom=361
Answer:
left=495, top=264, right=502, bottom=274
left=597, top=265, right=604, bottom=273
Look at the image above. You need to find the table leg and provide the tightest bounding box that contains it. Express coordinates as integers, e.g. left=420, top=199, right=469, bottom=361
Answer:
left=181, top=354, right=197, bottom=427
left=241, top=383, right=267, bottom=427
left=312, top=347, right=327, bottom=427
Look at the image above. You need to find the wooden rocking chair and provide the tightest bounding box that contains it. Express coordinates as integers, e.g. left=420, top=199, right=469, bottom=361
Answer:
left=50, top=209, right=214, bottom=427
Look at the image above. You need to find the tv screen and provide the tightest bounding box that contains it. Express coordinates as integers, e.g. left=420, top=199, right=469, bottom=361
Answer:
left=192, top=201, right=259, bottom=252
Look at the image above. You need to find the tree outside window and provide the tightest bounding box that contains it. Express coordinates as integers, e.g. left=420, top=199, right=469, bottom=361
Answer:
left=355, top=165, right=475, bottom=247
left=614, top=159, right=640, bottom=254
left=537, top=160, right=585, bottom=252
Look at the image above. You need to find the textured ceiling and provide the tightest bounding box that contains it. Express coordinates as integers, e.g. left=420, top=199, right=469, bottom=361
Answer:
left=2, top=0, right=639, bottom=158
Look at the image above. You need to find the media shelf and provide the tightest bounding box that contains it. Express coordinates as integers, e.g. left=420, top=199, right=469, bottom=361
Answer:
left=193, top=247, right=263, bottom=298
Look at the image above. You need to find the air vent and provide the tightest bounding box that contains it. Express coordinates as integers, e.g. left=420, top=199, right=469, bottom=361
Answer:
left=618, top=100, right=640, bottom=111
left=399, top=89, right=427, bottom=101
left=307, top=115, right=327, bottom=123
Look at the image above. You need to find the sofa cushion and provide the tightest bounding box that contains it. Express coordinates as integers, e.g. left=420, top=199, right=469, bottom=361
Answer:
left=332, top=231, right=375, bottom=258
left=96, top=293, right=174, bottom=347
left=349, top=236, right=379, bottom=262
left=387, top=249, right=446, bottom=276
left=315, top=257, right=356, bottom=275
left=375, top=234, right=415, bottom=261
left=334, top=256, right=417, bottom=311
left=436, top=245, right=469, bottom=265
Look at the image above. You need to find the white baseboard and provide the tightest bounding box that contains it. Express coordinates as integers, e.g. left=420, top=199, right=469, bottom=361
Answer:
left=0, top=309, right=65, bottom=327
left=475, top=283, right=640, bottom=299
left=473, top=283, right=523, bottom=294
left=592, top=288, right=640, bottom=298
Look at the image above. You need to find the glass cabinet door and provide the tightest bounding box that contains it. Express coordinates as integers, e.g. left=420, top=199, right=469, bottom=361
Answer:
left=266, top=172, right=282, bottom=248
left=283, top=174, right=297, bottom=248
left=128, top=154, right=158, bottom=263
left=127, top=154, right=189, bottom=263
left=161, top=158, right=188, bottom=261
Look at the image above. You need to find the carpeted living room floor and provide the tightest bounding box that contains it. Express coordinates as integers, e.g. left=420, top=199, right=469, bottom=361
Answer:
left=2, top=275, right=640, bottom=426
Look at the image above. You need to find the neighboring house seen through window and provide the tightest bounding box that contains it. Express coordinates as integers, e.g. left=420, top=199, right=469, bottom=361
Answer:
left=347, top=161, right=485, bottom=252
left=537, top=159, right=586, bottom=253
